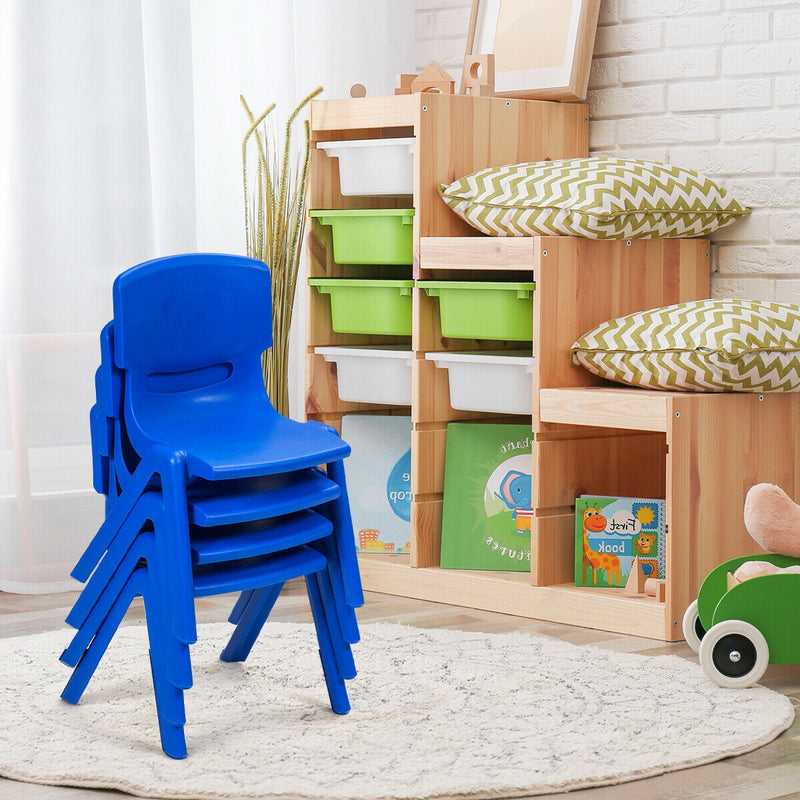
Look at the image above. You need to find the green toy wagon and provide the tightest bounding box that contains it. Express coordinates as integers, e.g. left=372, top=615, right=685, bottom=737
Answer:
left=682, top=553, right=800, bottom=688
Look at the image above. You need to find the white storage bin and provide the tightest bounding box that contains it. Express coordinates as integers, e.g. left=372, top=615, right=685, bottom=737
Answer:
left=316, top=345, right=413, bottom=405
left=425, top=350, right=534, bottom=415
left=316, top=138, right=415, bottom=196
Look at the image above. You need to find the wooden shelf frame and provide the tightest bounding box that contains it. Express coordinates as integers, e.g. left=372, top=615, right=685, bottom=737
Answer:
left=308, top=93, right=589, bottom=273
left=304, top=94, right=800, bottom=642
left=357, top=553, right=667, bottom=639
left=306, top=94, right=587, bottom=429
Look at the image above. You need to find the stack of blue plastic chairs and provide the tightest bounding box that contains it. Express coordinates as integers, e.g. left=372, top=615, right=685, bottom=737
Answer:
left=59, top=253, right=363, bottom=758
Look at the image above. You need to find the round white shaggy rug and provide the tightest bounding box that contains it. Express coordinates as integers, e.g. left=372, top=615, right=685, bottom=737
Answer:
left=0, top=621, right=794, bottom=800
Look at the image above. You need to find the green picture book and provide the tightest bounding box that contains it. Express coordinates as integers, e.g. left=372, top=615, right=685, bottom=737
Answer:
left=440, top=422, right=532, bottom=571
left=574, top=495, right=666, bottom=588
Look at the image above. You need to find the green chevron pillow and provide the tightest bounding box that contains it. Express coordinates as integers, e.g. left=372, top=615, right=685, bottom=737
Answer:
left=439, top=157, right=749, bottom=239
left=571, top=299, right=800, bottom=392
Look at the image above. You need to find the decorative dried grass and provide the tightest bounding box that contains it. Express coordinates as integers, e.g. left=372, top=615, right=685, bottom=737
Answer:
left=241, top=87, right=323, bottom=417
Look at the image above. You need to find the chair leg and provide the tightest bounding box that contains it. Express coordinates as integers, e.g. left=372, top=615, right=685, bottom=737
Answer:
left=315, top=566, right=356, bottom=680
left=70, top=446, right=170, bottom=583
left=143, top=592, right=189, bottom=758
left=158, top=452, right=197, bottom=646
left=61, top=573, right=144, bottom=705
left=62, top=532, right=154, bottom=667
left=228, top=589, right=255, bottom=624
left=323, top=459, right=364, bottom=610
left=66, top=496, right=160, bottom=631
left=220, top=583, right=284, bottom=662
left=314, top=536, right=361, bottom=645
left=149, top=647, right=188, bottom=760
left=63, top=532, right=194, bottom=694
left=62, top=563, right=194, bottom=761
left=305, top=571, right=351, bottom=715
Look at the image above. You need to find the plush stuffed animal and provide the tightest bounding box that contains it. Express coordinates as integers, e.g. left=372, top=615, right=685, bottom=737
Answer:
left=743, top=482, right=800, bottom=558
left=732, top=483, right=800, bottom=582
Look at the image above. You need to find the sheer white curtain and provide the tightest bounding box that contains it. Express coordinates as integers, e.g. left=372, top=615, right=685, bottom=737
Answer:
left=0, top=0, right=414, bottom=593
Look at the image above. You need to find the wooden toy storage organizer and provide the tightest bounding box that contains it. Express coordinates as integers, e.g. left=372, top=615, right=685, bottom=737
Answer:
left=305, top=93, right=800, bottom=642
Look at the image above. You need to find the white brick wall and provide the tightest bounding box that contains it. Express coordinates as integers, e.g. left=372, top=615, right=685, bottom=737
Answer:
left=415, top=0, right=800, bottom=300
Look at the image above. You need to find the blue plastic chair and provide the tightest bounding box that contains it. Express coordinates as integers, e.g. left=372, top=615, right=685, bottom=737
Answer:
left=112, top=255, right=361, bottom=639
left=82, top=319, right=360, bottom=647
left=62, top=253, right=363, bottom=758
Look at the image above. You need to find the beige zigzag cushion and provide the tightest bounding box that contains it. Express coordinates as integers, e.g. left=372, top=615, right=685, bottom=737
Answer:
left=439, top=157, right=749, bottom=239
left=571, top=299, right=800, bottom=392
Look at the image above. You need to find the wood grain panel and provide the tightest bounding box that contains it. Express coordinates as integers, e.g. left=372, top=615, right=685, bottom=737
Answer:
left=531, top=513, right=576, bottom=586
left=411, top=427, right=447, bottom=496
left=532, top=238, right=710, bottom=429
left=539, top=387, right=671, bottom=432
left=666, top=392, right=800, bottom=640
left=419, top=237, right=536, bottom=272
left=411, top=498, right=443, bottom=568
left=533, top=432, right=667, bottom=510
left=415, top=94, right=588, bottom=260
left=310, top=94, right=418, bottom=132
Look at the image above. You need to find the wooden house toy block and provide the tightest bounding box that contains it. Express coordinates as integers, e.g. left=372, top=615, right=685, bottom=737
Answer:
left=461, top=54, right=495, bottom=97
left=410, top=62, right=455, bottom=95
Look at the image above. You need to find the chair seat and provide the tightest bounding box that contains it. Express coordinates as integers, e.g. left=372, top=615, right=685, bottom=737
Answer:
left=188, top=469, right=340, bottom=526
left=130, top=399, right=350, bottom=481
left=190, top=510, right=333, bottom=565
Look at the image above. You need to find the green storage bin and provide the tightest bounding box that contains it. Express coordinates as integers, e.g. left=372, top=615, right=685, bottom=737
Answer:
left=419, top=281, right=536, bottom=341
left=310, top=209, right=414, bottom=265
left=309, top=278, right=413, bottom=336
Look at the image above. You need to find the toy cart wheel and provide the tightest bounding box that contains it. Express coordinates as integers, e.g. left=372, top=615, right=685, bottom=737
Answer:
left=682, top=599, right=706, bottom=653
left=698, top=619, right=770, bottom=689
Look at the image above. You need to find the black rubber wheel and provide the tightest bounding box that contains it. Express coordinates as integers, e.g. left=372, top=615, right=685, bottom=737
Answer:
left=711, top=633, right=757, bottom=679
left=699, top=619, right=769, bottom=688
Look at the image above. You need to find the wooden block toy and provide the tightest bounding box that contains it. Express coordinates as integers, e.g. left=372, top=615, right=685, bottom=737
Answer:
left=460, top=54, right=495, bottom=97
left=410, top=61, right=455, bottom=95
left=394, top=73, right=417, bottom=95
left=644, top=578, right=666, bottom=602
left=624, top=556, right=648, bottom=595
left=349, top=83, right=367, bottom=98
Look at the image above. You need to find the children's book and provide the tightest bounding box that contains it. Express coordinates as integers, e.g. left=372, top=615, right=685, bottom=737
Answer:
left=340, top=415, right=411, bottom=554
left=440, top=422, right=532, bottom=571
left=574, top=495, right=666, bottom=588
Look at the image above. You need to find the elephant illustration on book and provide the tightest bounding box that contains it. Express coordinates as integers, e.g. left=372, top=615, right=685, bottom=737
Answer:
left=495, top=470, right=533, bottom=535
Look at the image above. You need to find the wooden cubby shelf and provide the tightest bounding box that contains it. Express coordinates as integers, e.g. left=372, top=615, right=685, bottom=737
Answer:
left=305, top=93, right=800, bottom=642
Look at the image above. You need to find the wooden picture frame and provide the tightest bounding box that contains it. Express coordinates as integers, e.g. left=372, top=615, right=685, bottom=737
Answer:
left=461, top=0, right=600, bottom=101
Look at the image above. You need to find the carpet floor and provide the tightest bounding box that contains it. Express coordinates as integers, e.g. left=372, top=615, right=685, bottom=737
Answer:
left=0, top=621, right=794, bottom=800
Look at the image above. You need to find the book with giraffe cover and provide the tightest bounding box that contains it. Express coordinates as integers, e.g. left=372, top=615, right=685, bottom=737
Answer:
left=574, top=495, right=665, bottom=588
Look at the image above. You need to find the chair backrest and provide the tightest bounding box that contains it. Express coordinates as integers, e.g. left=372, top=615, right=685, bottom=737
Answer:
left=112, top=253, right=274, bottom=455
left=91, top=321, right=147, bottom=502
left=113, top=253, right=272, bottom=381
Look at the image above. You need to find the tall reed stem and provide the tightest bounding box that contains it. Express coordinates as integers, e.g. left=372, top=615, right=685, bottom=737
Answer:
left=241, top=87, right=322, bottom=417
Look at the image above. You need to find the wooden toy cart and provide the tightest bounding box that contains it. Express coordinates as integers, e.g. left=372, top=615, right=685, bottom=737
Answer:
left=684, top=554, right=800, bottom=687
